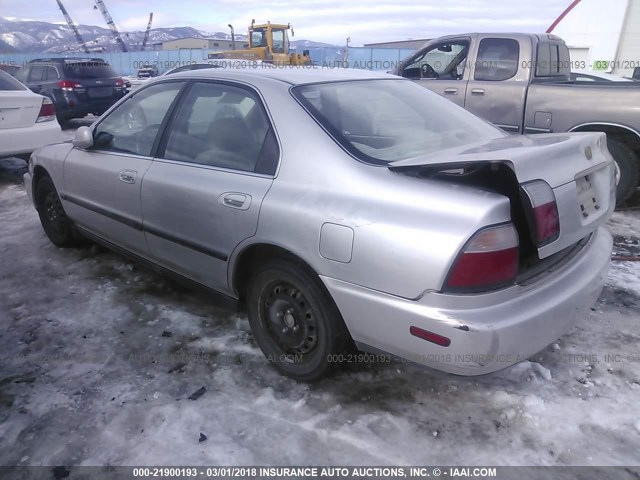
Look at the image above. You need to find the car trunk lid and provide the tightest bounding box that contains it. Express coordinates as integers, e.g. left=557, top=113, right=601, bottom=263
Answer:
left=0, top=91, right=42, bottom=128
left=389, top=132, right=616, bottom=259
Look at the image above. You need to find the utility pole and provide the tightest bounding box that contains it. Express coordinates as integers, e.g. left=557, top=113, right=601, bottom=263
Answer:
left=345, top=36, right=351, bottom=63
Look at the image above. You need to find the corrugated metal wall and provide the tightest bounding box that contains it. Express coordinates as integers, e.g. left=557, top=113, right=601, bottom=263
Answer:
left=0, top=47, right=416, bottom=76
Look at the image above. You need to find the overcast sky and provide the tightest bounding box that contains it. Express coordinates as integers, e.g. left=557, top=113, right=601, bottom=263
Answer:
left=0, top=0, right=571, bottom=45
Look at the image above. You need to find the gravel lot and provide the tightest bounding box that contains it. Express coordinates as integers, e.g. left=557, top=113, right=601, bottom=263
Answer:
left=0, top=140, right=639, bottom=471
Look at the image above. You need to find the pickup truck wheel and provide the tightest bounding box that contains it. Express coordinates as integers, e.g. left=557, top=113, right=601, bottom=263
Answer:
left=36, top=176, right=79, bottom=247
left=607, top=138, right=639, bottom=205
left=246, top=259, right=351, bottom=381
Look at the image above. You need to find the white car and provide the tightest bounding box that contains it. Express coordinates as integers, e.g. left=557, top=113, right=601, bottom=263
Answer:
left=0, top=70, right=62, bottom=160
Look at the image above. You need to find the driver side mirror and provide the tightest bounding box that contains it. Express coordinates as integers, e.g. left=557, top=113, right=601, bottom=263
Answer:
left=72, top=126, right=93, bottom=149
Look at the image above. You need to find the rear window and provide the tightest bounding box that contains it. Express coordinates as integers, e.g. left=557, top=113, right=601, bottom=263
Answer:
left=0, top=69, right=27, bottom=91
left=292, top=79, right=504, bottom=165
left=63, top=62, right=117, bottom=79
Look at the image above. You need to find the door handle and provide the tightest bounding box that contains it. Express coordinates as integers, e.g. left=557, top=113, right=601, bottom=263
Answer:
left=220, top=193, right=251, bottom=210
left=471, top=88, right=485, bottom=95
left=444, top=88, right=458, bottom=95
left=119, top=170, right=137, bottom=184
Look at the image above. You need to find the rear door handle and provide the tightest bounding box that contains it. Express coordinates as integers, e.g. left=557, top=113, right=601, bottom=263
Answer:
left=220, top=193, right=251, bottom=210
left=119, top=170, right=137, bottom=184
left=471, top=88, right=485, bottom=95
left=444, top=88, right=458, bottom=95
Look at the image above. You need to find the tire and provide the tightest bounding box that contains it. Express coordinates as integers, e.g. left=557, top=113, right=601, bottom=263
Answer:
left=607, top=138, right=640, bottom=206
left=246, top=259, right=351, bottom=381
left=35, top=176, right=79, bottom=248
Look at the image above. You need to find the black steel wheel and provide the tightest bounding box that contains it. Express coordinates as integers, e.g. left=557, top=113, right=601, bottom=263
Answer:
left=36, top=176, right=79, bottom=247
left=247, top=258, right=351, bottom=381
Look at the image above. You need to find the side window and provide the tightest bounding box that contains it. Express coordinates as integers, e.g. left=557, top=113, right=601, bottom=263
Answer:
left=44, top=66, right=59, bottom=81
left=163, top=82, right=278, bottom=174
left=402, top=42, right=469, bottom=80
left=29, top=65, right=45, bottom=82
left=474, top=38, right=519, bottom=81
left=92, top=82, right=183, bottom=156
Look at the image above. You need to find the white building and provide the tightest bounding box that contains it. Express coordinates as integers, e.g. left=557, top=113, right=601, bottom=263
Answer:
left=547, top=0, right=640, bottom=78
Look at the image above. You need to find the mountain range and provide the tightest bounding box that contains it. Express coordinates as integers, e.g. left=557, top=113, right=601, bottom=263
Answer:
left=0, top=17, right=337, bottom=54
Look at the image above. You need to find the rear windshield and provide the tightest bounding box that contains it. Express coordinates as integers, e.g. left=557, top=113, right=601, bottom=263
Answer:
left=292, top=79, right=504, bottom=165
left=63, top=62, right=117, bottom=79
left=0, top=69, right=27, bottom=91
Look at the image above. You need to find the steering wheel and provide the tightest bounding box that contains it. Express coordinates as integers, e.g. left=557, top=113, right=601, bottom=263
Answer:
left=126, top=104, right=147, bottom=131
left=420, top=63, right=439, bottom=79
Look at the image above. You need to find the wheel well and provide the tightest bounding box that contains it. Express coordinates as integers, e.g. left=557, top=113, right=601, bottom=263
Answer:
left=232, top=244, right=318, bottom=302
left=571, top=124, right=640, bottom=157
left=32, top=165, right=50, bottom=207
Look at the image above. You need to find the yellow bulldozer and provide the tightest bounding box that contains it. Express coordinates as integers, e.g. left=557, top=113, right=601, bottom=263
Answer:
left=208, top=20, right=312, bottom=66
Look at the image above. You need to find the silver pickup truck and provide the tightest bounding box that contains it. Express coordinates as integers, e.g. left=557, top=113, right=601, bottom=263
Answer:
left=392, top=33, right=640, bottom=204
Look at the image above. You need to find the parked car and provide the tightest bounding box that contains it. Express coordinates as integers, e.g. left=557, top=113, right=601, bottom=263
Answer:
left=25, top=69, right=614, bottom=380
left=0, top=70, right=62, bottom=160
left=392, top=33, right=640, bottom=204
left=0, top=63, right=21, bottom=77
left=15, top=58, right=127, bottom=125
left=137, top=65, right=159, bottom=78
left=570, top=71, right=634, bottom=82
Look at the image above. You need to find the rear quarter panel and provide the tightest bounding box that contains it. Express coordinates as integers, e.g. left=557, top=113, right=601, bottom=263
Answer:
left=228, top=78, right=513, bottom=299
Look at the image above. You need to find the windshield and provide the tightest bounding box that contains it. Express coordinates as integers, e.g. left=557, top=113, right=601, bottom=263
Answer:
left=292, top=79, right=504, bottom=165
left=64, top=62, right=117, bottom=79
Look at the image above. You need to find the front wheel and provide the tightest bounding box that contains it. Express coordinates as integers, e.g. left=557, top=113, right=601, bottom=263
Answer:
left=36, top=176, right=79, bottom=247
left=246, top=259, right=351, bottom=381
left=607, top=138, right=639, bottom=206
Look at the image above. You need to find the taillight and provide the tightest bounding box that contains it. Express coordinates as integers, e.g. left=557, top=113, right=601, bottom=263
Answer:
left=115, top=78, right=125, bottom=87
left=58, top=80, right=82, bottom=91
left=36, top=97, right=56, bottom=123
left=444, top=224, right=519, bottom=292
left=521, top=180, right=560, bottom=246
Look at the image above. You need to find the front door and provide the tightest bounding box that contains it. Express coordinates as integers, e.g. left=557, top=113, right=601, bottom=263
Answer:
left=399, top=38, right=471, bottom=107
left=141, top=81, right=279, bottom=294
left=62, top=81, right=184, bottom=256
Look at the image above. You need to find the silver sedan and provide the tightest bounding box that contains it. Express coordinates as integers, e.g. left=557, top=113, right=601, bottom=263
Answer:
left=24, top=68, right=615, bottom=381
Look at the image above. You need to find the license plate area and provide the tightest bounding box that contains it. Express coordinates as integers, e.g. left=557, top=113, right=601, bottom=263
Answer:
left=88, top=87, right=113, bottom=98
left=576, top=174, right=600, bottom=218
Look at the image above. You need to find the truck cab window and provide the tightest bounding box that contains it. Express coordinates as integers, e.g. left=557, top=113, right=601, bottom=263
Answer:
left=401, top=42, right=469, bottom=80
left=474, top=38, right=520, bottom=81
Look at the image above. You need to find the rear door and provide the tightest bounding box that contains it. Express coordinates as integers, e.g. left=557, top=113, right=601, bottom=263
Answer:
left=464, top=35, right=530, bottom=133
left=398, top=37, right=472, bottom=107
left=141, top=80, right=279, bottom=293
left=62, top=81, right=184, bottom=257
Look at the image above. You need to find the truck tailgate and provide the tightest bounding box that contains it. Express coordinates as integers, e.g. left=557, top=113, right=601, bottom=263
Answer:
left=390, top=132, right=616, bottom=259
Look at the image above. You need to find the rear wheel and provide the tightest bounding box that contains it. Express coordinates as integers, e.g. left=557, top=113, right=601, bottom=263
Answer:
left=246, top=259, right=351, bottom=381
left=36, top=176, right=79, bottom=247
left=607, top=138, right=640, bottom=205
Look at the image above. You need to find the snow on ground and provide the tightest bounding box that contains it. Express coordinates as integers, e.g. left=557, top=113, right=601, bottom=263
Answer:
left=0, top=158, right=639, bottom=470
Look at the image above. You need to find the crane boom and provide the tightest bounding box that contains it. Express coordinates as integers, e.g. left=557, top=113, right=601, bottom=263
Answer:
left=55, top=0, right=90, bottom=53
left=141, top=13, right=153, bottom=51
left=94, top=0, right=128, bottom=52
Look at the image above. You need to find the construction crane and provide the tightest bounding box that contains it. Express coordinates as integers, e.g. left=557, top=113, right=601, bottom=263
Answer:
left=55, top=0, right=90, bottom=53
left=141, top=13, right=153, bottom=51
left=93, top=0, right=128, bottom=52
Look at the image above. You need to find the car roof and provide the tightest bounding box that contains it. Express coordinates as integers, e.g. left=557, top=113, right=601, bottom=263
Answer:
left=166, top=67, right=397, bottom=85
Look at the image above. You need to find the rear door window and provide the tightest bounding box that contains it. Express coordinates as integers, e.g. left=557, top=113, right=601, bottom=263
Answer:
left=474, top=38, right=520, bottom=81
left=44, top=66, right=59, bottom=81
left=28, top=65, right=46, bottom=82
